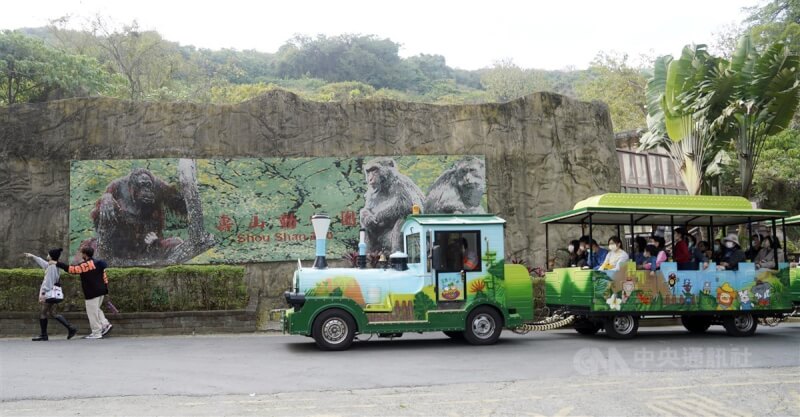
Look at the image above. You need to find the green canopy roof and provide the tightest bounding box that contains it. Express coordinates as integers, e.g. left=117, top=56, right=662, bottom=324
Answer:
left=785, top=215, right=800, bottom=226
left=539, top=193, right=788, bottom=226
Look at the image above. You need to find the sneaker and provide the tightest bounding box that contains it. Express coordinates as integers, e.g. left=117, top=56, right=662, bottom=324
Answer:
left=101, top=324, right=113, bottom=336
left=83, top=334, right=102, bottom=339
left=67, top=327, right=78, bottom=340
left=32, top=335, right=48, bottom=341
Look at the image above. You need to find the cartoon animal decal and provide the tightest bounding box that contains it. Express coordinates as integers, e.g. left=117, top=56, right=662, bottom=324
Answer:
left=716, top=282, right=736, bottom=310
left=360, top=158, right=425, bottom=254
left=752, top=281, right=772, bottom=307
left=682, top=279, right=694, bottom=305
left=668, top=273, right=677, bottom=294
left=702, top=281, right=711, bottom=295
left=621, top=278, right=635, bottom=303
left=738, top=290, right=753, bottom=310
left=423, top=157, right=486, bottom=215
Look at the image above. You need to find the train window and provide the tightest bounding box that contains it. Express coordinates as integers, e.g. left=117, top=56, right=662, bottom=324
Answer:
left=433, top=231, right=481, bottom=272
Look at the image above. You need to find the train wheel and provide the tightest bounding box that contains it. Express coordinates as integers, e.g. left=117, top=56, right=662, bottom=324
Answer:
left=464, top=306, right=503, bottom=345
left=312, top=309, right=356, bottom=351
left=723, top=314, right=757, bottom=337
left=604, top=315, right=639, bottom=339
left=681, top=316, right=712, bottom=333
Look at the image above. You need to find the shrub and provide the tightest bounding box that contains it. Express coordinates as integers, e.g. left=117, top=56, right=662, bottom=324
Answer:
left=0, top=265, right=248, bottom=313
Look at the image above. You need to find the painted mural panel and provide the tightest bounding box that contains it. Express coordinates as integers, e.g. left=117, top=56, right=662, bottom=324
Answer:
left=546, top=262, right=793, bottom=311
left=69, top=156, right=486, bottom=266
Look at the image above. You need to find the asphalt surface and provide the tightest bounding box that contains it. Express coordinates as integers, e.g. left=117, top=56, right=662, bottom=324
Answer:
left=1, top=323, right=799, bottom=416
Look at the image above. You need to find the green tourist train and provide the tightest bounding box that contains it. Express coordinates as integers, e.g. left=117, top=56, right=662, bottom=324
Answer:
left=281, top=195, right=800, bottom=350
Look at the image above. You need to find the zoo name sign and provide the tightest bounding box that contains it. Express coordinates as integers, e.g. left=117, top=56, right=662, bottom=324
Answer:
left=69, top=156, right=486, bottom=266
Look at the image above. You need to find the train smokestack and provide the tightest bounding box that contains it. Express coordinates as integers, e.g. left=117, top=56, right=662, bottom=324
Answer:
left=311, top=214, right=331, bottom=269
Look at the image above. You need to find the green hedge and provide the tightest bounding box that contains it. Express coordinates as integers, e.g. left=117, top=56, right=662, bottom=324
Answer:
left=0, top=265, right=248, bottom=313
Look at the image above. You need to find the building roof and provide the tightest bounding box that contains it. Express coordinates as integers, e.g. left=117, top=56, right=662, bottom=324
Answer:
left=539, top=193, right=788, bottom=226
left=785, top=215, right=800, bottom=226
left=404, top=214, right=506, bottom=226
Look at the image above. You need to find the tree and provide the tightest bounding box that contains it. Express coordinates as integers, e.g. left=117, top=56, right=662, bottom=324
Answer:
left=0, top=30, right=116, bottom=105
left=88, top=17, right=184, bottom=101
left=639, top=45, right=730, bottom=195
left=721, top=34, right=799, bottom=199
left=480, top=59, right=553, bottom=102
left=574, top=52, right=648, bottom=132
left=274, top=34, right=408, bottom=90
left=744, top=0, right=800, bottom=54
left=719, top=129, right=800, bottom=213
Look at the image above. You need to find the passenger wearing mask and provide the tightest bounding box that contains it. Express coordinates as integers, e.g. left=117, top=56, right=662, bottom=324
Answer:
left=632, top=236, right=647, bottom=267
left=579, top=236, right=607, bottom=269
left=648, top=235, right=668, bottom=269
left=695, top=240, right=710, bottom=269
left=745, top=234, right=762, bottom=262
left=598, top=236, right=629, bottom=272
left=718, top=233, right=745, bottom=271
left=673, top=227, right=691, bottom=264
left=712, top=238, right=725, bottom=264
left=567, top=239, right=582, bottom=267
left=754, top=236, right=782, bottom=270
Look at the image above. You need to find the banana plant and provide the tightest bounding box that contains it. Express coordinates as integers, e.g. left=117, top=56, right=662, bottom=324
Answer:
left=640, top=45, right=729, bottom=195
left=719, top=35, right=800, bottom=198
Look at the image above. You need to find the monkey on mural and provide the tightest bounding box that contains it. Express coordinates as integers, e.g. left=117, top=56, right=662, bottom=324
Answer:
left=360, top=157, right=425, bottom=254
left=90, top=168, right=188, bottom=265
left=424, top=157, right=486, bottom=214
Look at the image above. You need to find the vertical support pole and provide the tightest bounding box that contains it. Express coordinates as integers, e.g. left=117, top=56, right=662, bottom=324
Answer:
left=771, top=219, right=778, bottom=266
left=588, top=214, right=594, bottom=269
left=545, top=224, right=550, bottom=272
left=670, top=215, right=675, bottom=260
left=782, top=219, right=788, bottom=264
left=747, top=217, right=753, bottom=257
left=630, top=214, right=635, bottom=253
left=709, top=216, right=714, bottom=264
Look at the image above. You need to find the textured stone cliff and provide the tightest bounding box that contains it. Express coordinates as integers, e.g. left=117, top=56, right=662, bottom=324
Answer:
left=0, top=90, right=619, bottom=271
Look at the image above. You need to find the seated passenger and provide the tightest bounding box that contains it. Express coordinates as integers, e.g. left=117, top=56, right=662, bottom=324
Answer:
left=640, top=245, right=659, bottom=272
left=461, top=238, right=479, bottom=271
left=648, top=235, right=667, bottom=269
left=598, top=236, right=629, bottom=272
left=694, top=240, right=710, bottom=269
left=632, top=236, right=647, bottom=266
left=712, top=238, right=724, bottom=264
left=718, top=233, right=745, bottom=271
left=567, top=239, right=582, bottom=267
left=754, top=236, right=782, bottom=270
left=579, top=237, right=607, bottom=269
left=673, top=227, right=691, bottom=263
left=745, top=234, right=762, bottom=262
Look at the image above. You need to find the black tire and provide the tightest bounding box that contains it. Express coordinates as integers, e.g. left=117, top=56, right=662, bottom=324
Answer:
left=603, top=315, right=639, bottom=340
left=464, top=306, right=503, bottom=345
left=312, top=309, right=357, bottom=351
left=443, top=331, right=465, bottom=340
left=574, top=318, right=601, bottom=335
left=723, top=314, right=757, bottom=337
left=681, top=316, right=712, bottom=333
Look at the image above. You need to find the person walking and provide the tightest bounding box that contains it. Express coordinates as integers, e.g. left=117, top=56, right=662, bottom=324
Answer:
left=24, top=248, right=78, bottom=341
left=54, top=247, right=112, bottom=339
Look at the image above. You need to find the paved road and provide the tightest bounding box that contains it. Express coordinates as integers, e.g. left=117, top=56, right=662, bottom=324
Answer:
left=1, top=324, right=799, bottom=415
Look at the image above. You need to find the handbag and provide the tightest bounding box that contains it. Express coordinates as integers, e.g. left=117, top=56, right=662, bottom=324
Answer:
left=45, top=283, right=64, bottom=303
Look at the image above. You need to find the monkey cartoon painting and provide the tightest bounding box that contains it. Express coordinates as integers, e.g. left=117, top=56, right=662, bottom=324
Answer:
left=423, top=157, right=486, bottom=215
left=360, top=158, right=425, bottom=254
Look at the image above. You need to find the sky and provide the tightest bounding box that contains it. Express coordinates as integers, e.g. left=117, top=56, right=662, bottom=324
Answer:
left=2, top=0, right=757, bottom=70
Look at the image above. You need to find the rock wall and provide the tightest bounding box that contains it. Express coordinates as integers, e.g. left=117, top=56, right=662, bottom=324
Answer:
left=0, top=90, right=619, bottom=314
